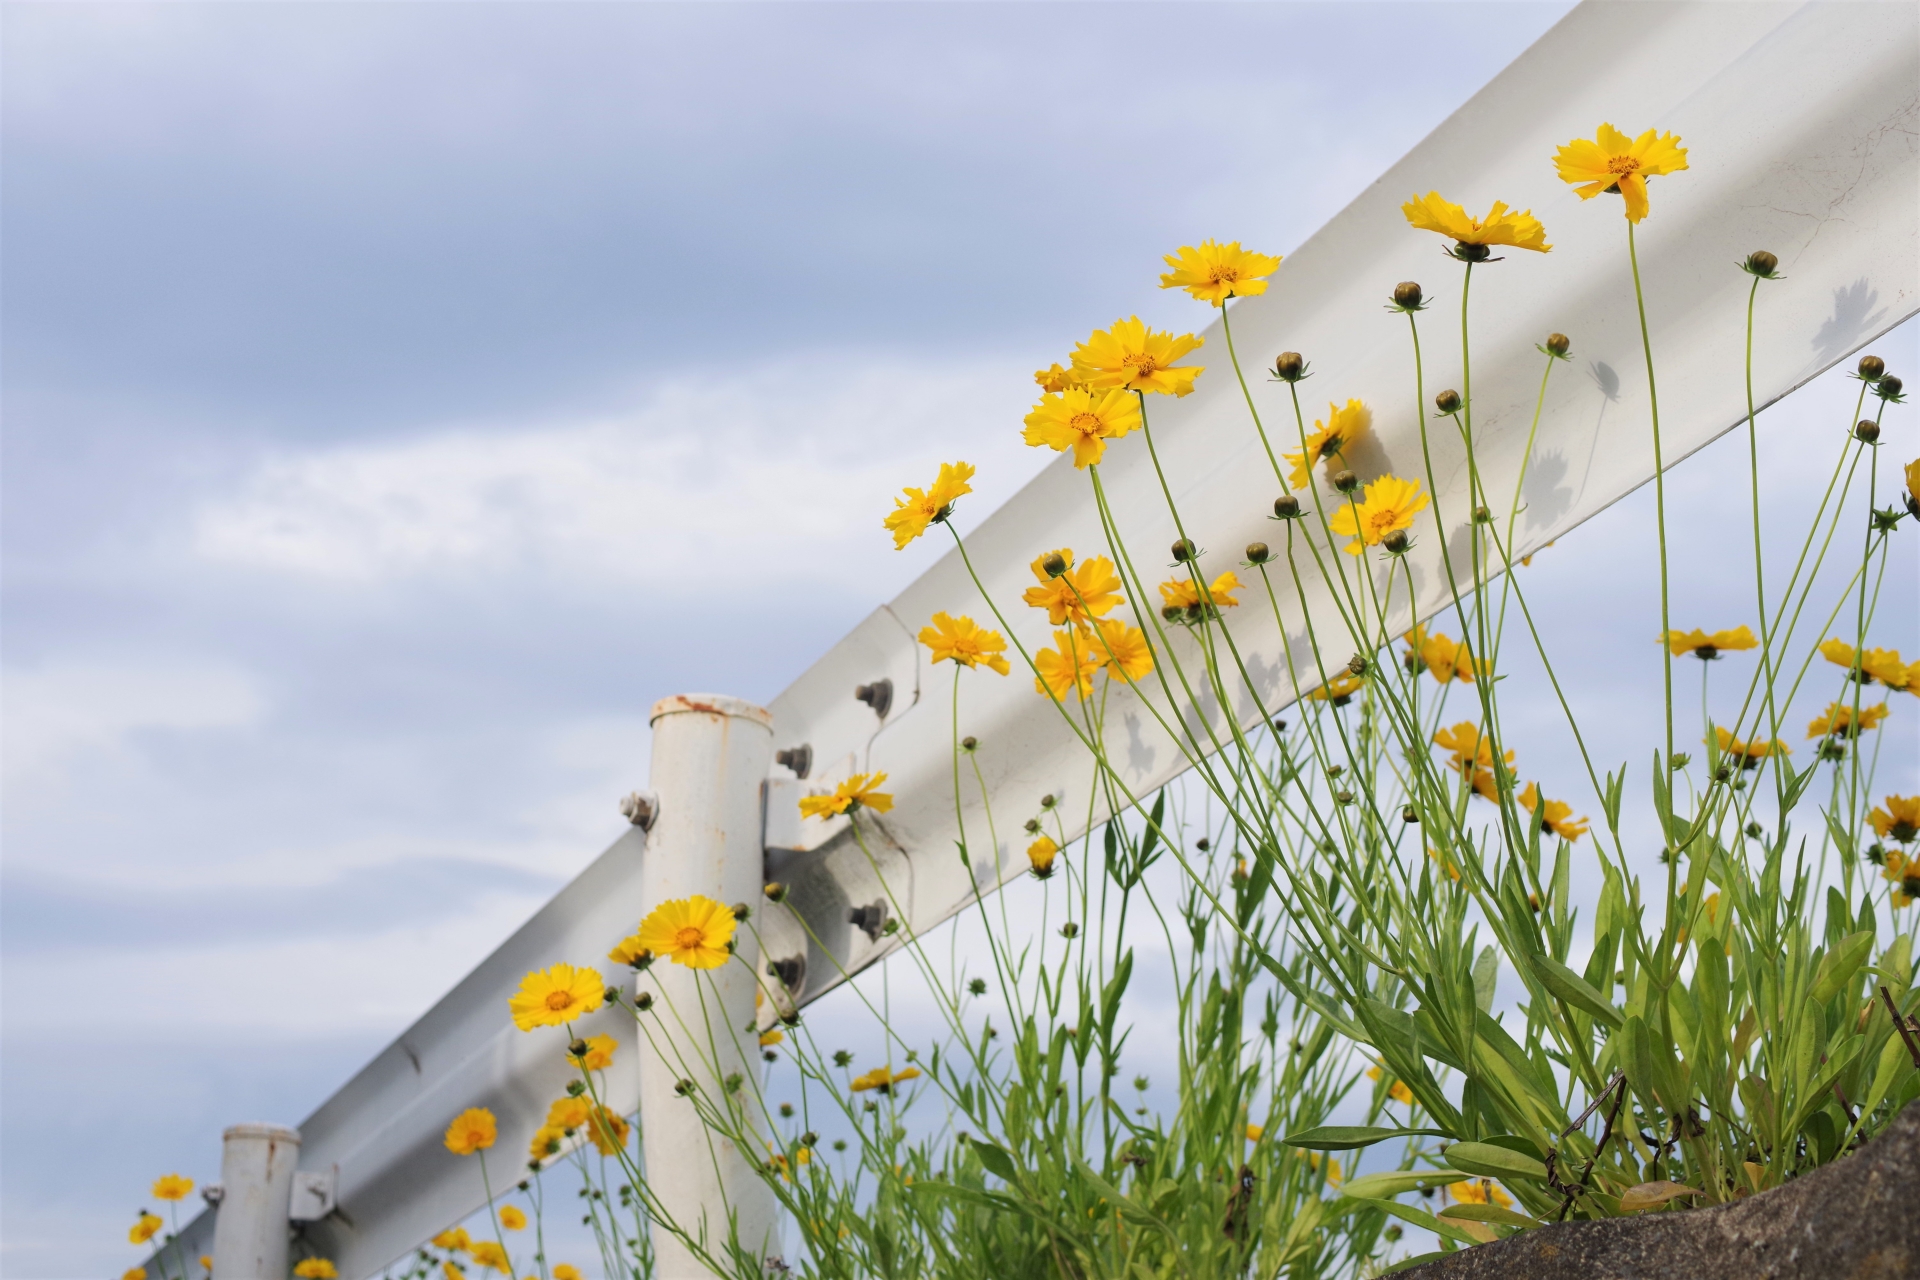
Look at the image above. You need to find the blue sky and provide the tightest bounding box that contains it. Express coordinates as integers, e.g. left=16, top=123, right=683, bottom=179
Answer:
left=4, top=3, right=1914, bottom=1277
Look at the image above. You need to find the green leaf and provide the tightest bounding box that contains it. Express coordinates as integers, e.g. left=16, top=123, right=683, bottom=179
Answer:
left=1438, top=1203, right=1539, bottom=1228
left=968, top=1138, right=1020, bottom=1185
left=1528, top=950, right=1623, bottom=1030
left=1811, top=930, right=1875, bottom=1004
left=1445, top=1141, right=1548, bottom=1182
left=1346, top=1197, right=1483, bottom=1247
left=1472, top=947, right=1499, bottom=1014
left=1340, top=1170, right=1457, bottom=1200
left=1280, top=1126, right=1449, bottom=1151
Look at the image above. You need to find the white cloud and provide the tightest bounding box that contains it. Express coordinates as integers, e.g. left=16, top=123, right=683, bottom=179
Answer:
left=2, top=659, right=265, bottom=787
left=192, top=358, right=1049, bottom=589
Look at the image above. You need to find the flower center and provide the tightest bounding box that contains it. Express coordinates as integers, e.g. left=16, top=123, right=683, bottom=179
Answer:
left=1608, top=155, right=1641, bottom=175
left=1121, top=353, right=1161, bottom=372
left=1068, top=411, right=1103, bottom=435
left=545, top=990, right=575, bottom=1011
left=1207, top=265, right=1240, bottom=284
left=675, top=925, right=706, bottom=951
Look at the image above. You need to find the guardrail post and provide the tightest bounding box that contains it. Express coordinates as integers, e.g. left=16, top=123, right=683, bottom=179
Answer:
left=638, top=694, right=779, bottom=1277
left=209, top=1123, right=300, bottom=1280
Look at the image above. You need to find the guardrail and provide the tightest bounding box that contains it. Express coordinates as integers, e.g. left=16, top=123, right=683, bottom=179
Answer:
left=155, top=2, right=1918, bottom=1275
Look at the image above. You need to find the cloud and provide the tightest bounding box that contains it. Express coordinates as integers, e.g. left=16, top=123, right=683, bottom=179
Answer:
left=2, top=659, right=265, bottom=787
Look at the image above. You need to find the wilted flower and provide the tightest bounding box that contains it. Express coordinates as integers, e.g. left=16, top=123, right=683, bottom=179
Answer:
left=1158, top=239, right=1282, bottom=305
left=444, top=1107, right=498, bottom=1155
left=1282, top=399, right=1371, bottom=489
left=919, top=612, right=1012, bottom=675
left=1070, top=317, right=1204, bottom=396
left=1328, top=475, right=1431, bottom=555
left=799, top=772, right=894, bottom=819
left=1022, top=387, right=1143, bottom=468
left=883, top=462, right=976, bottom=549
left=1553, top=124, right=1688, bottom=222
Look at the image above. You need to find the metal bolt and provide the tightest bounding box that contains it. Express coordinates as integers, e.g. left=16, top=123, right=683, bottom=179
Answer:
left=619, top=790, right=659, bottom=831
left=854, top=679, right=893, bottom=718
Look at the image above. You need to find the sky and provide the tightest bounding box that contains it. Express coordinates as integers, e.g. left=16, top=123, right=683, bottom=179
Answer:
left=3, top=3, right=1915, bottom=1278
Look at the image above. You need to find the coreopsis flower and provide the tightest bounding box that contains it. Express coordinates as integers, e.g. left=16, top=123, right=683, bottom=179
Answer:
left=1815, top=638, right=1909, bottom=688
left=527, top=1125, right=564, bottom=1162
left=919, top=612, right=1012, bottom=674
left=151, top=1174, right=194, bottom=1202
left=1282, top=399, right=1372, bottom=489
left=798, top=771, right=894, bottom=820
left=548, top=1095, right=591, bottom=1131
left=1664, top=626, right=1758, bottom=659
left=1158, top=239, right=1282, bottom=305
left=1328, top=474, right=1431, bottom=555
left=1434, top=723, right=1514, bottom=799
left=130, top=1214, right=163, bottom=1246
left=124, top=1271, right=146, bottom=1280
left=432, top=1227, right=472, bottom=1252
left=468, top=1241, right=510, bottom=1274
left=1245, top=1123, right=1264, bottom=1142
left=1092, top=617, right=1155, bottom=682
left=443, top=1263, right=466, bottom=1280
left=552, top=1267, right=583, bottom=1280
left=497, top=1206, right=527, bottom=1232
left=1023, top=549, right=1122, bottom=625
left=1711, top=726, right=1789, bottom=770
left=1870, top=796, right=1920, bottom=844
left=1070, top=317, right=1204, bottom=396
left=1158, top=571, right=1242, bottom=614
left=1034, top=629, right=1102, bottom=702
left=444, top=1107, right=498, bottom=1155
left=507, top=964, right=605, bottom=1031
left=1553, top=124, right=1689, bottom=222
left=199, top=1259, right=212, bottom=1275
left=1310, top=673, right=1365, bottom=706
left=588, top=1107, right=629, bottom=1156
left=849, top=1064, right=922, bottom=1095
left=605, top=932, right=650, bottom=968
left=1298, top=1151, right=1343, bottom=1184
left=1401, top=193, right=1550, bottom=255
left=1027, top=834, right=1059, bottom=879
left=1021, top=386, right=1143, bottom=468
left=1447, top=1179, right=1513, bottom=1208
left=1366, top=1062, right=1416, bottom=1106
left=567, top=1034, right=617, bottom=1071
left=293, top=1261, right=339, bottom=1279
left=1407, top=625, right=1482, bottom=684
left=883, top=461, right=975, bottom=549
left=636, top=894, right=737, bottom=968
left=1034, top=363, right=1081, bottom=393
left=1427, top=846, right=1463, bottom=883
left=758, top=1028, right=785, bottom=1047
left=1808, top=701, right=1889, bottom=739
left=1518, top=783, right=1590, bottom=841
left=1905, top=457, right=1920, bottom=519
left=766, top=1144, right=813, bottom=1180
left=1884, top=849, right=1920, bottom=908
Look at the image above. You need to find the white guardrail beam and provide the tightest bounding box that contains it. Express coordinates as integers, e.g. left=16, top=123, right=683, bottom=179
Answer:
left=152, top=2, right=1917, bottom=1275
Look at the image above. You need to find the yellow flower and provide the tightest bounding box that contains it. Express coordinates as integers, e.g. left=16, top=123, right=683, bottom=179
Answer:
left=1245, top=1123, right=1264, bottom=1142
left=766, top=1144, right=814, bottom=1180
left=1034, top=362, right=1081, bottom=393
left=1367, top=1062, right=1416, bottom=1106
left=1298, top=1151, right=1343, bottom=1184
left=1906, top=458, right=1920, bottom=518
left=199, top=1258, right=212, bottom=1275
left=1871, top=796, right=1920, bottom=844
left=798, top=771, right=894, bottom=820
left=606, top=932, right=650, bottom=968
left=552, top=1267, right=582, bottom=1280
left=1158, top=239, right=1282, bottom=306
left=527, top=1125, right=564, bottom=1162
left=507, top=965, right=605, bottom=1031
left=1710, top=726, right=1789, bottom=770
left=1309, top=673, right=1365, bottom=706
left=1427, top=846, right=1463, bottom=883
left=151, top=1174, right=194, bottom=1202
left=849, top=1064, right=922, bottom=1095
left=1664, top=626, right=1758, bottom=659
left=636, top=894, right=737, bottom=969
left=1518, top=783, right=1590, bottom=841
left=293, top=1261, right=339, bottom=1279
left=444, top=1107, right=498, bottom=1155
left=1884, top=848, right=1920, bottom=908
left=1027, top=835, right=1059, bottom=879
left=1434, top=724, right=1513, bottom=802
left=1022, top=387, right=1143, bottom=468
left=1401, top=192, right=1550, bottom=253
left=444, top=1264, right=467, bottom=1280
left=1282, top=399, right=1371, bottom=489
left=568, top=1033, right=617, bottom=1071
left=758, top=1028, right=785, bottom=1048
left=497, top=1206, right=527, bottom=1232
left=1070, top=317, right=1204, bottom=397
left=432, top=1227, right=472, bottom=1252
left=1022, top=549, right=1122, bottom=626
left=1034, top=628, right=1102, bottom=702
left=1328, top=474, right=1430, bottom=554
left=1808, top=702, right=1889, bottom=739
left=546, top=1096, right=592, bottom=1132
left=1158, top=571, right=1242, bottom=615
left=1406, top=625, right=1483, bottom=684
left=919, top=612, right=1012, bottom=675
left=1553, top=123, right=1688, bottom=223
left=883, top=461, right=975, bottom=549
left=130, top=1214, right=163, bottom=1245
left=124, top=1271, right=147, bottom=1280
left=469, top=1241, right=511, bottom=1274
left=1091, top=617, right=1154, bottom=683
left=588, top=1107, right=630, bottom=1156
left=1448, top=1178, right=1512, bottom=1208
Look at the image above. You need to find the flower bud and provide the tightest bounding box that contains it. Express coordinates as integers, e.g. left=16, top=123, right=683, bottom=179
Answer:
left=1059, top=921, right=1080, bottom=938
left=1245, top=541, right=1270, bottom=563
left=1858, top=355, right=1885, bottom=381
left=1382, top=529, right=1409, bottom=554
left=1453, top=241, right=1491, bottom=262
left=1745, top=249, right=1778, bottom=276
left=960, top=735, right=977, bottom=751
left=1392, top=281, right=1423, bottom=308
left=635, top=992, right=654, bottom=1011
left=1040, top=793, right=1056, bottom=809
left=1546, top=332, right=1571, bottom=355
left=1877, top=375, right=1903, bottom=400
left=1402, top=805, right=1418, bottom=824
left=1336, top=790, right=1354, bottom=805
left=673, top=1077, right=694, bottom=1096
left=1170, top=538, right=1196, bottom=562
left=1273, top=494, right=1301, bottom=519
left=1434, top=389, right=1462, bottom=414
left=566, top=1079, right=587, bottom=1097
left=1161, top=604, right=1183, bottom=622
left=1346, top=654, right=1368, bottom=677
left=764, top=881, right=787, bottom=902
left=569, top=1039, right=590, bottom=1060
left=1023, top=818, right=1040, bottom=834
left=1473, top=505, right=1492, bottom=523
left=800, top=1131, right=818, bottom=1147
left=1855, top=419, right=1881, bottom=443
left=1272, top=351, right=1305, bottom=381
left=1040, top=551, right=1068, bottom=578
left=731, top=902, right=752, bottom=921
left=1331, top=469, right=1359, bottom=493
left=781, top=1008, right=801, bottom=1025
